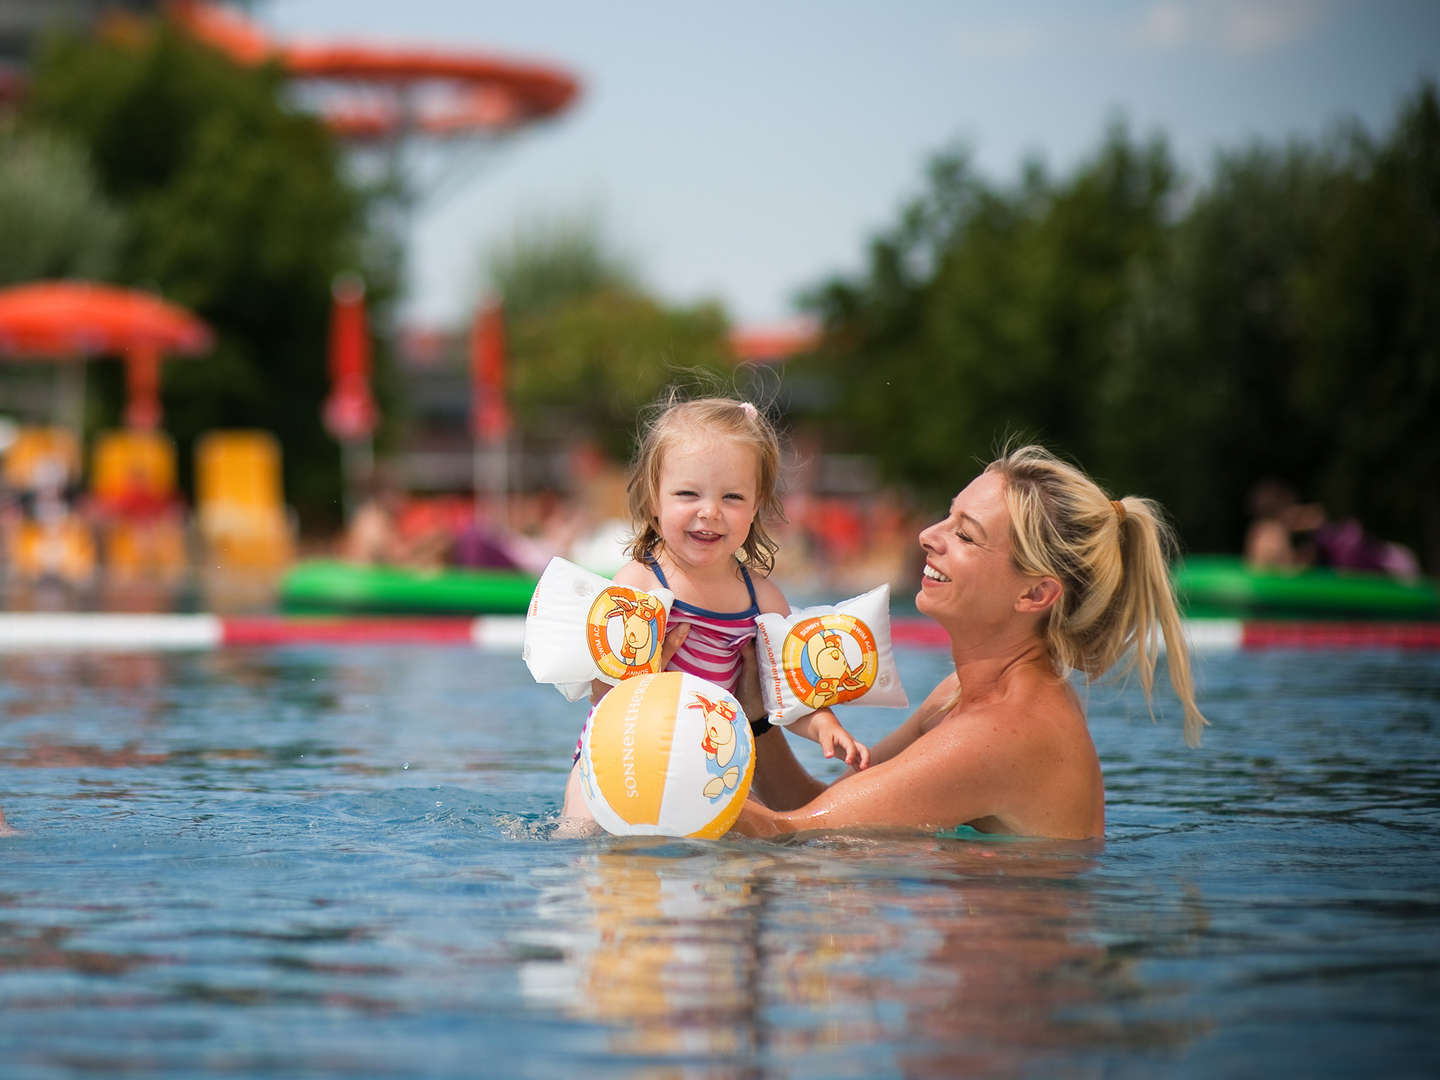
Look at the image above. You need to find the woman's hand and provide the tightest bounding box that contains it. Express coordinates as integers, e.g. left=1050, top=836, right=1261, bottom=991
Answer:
left=660, top=622, right=690, bottom=669
left=589, top=623, right=691, bottom=704
left=734, top=641, right=766, bottom=724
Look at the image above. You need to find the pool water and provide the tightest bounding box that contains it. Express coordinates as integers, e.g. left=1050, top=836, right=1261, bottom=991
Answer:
left=2, top=644, right=1438, bottom=1078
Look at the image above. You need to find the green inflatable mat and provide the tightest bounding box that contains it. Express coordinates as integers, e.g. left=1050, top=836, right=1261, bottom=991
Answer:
left=1175, top=556, right=1440, bottom=620
left=280, top=559, right=538, bottom=616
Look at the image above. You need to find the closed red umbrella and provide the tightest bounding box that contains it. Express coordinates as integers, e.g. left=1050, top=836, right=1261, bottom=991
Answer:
left=470, top=299, right=511, bottom=525
left=469, top=299, right=510, bottom=443
left=322, top=274, right=377, bottom=441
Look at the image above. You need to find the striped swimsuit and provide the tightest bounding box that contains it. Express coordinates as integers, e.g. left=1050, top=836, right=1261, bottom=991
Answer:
left=648, top=559, right=760, bottom=692
left=572, top=560, right=760, bottom=763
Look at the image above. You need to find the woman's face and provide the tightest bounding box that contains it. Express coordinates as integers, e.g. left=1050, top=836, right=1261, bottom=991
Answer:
left=916, top=471, right=1036, bottom=631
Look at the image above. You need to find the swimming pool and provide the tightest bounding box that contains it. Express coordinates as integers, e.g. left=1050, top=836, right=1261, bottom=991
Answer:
left=2, top=642, right=1437, bottom=1077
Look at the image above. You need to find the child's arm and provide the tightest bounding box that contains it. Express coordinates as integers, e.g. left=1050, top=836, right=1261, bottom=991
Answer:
left=787, top=707, right=870, bottom=770
left=745, top=575, right=874, bottom=767
left=588, top=559, right=681, bottom=703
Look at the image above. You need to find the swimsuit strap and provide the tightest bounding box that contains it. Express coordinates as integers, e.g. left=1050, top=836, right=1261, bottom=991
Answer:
left=646, top=556, right=759, bottom=618
left=738, top=563, right=759, bottom=608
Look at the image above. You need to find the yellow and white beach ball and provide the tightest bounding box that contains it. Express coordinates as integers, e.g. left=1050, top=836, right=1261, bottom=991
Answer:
left=577, top=671, right=755, bottom=838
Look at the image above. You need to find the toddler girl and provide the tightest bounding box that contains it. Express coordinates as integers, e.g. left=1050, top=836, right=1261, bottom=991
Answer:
left=561, top=395, right=868, bottom=822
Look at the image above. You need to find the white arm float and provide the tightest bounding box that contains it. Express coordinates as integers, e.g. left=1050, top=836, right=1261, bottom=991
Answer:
left=753, top=583, right=909, bottom=726
left=523, top=557, right=675, bottom=701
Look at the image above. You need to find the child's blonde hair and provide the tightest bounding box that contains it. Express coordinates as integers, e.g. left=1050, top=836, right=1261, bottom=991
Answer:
left=625, top=394, right=784, bottom=575
left=987, top=444, right=1208, bottom=748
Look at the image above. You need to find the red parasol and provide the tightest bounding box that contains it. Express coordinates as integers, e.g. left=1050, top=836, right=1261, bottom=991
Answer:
left=469, top=300, right=510, bottom=443
left=322, top=274, right=377, bottom=442
left=0, top=280, right=213, bottom=431
left=0, top=280, right=213, bottom=357
left=469, top=299, right=511, bottom=524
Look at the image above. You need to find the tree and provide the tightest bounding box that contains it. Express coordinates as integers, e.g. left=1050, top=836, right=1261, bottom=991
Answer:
left=487, top=213, right=734, bottom=459
left=18, top=24, right=390, bottom=525
left=0, top=127, right=122, bottom=285
left=797, top=127, right=1177, bottom=507
left=797, top=84, right=1440, bottom=568
left=1102, top=140, right=1348, bottom=552
left=1291, top=83, right=1440, bottom=567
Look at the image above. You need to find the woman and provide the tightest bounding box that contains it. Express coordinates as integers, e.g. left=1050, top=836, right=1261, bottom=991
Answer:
left=732, top=445, right=1206, bottom=840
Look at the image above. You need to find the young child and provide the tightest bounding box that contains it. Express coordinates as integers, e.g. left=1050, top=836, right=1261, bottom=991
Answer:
left=561, top=395, right=869, bottom=822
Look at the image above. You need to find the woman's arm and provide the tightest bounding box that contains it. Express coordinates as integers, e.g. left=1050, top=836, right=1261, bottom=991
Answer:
left=749, top=724, right=829, bottom=810
left=861, top=673, right=956, bottom=768
left=733, top=708, right=1014, bottom=837
left=745, top=666, right=957, bottom=811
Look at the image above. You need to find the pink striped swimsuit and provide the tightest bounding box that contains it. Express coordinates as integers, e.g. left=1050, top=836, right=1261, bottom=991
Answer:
left=648, top=559, right=760, bottom=692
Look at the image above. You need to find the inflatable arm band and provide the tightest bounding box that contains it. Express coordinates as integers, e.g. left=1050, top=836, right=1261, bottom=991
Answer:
left=753, top=583, right=909, bottom=726
left=523, top=557, right=675, bottom=701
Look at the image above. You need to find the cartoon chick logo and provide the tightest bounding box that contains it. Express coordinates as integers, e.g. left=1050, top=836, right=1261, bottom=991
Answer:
left=690, top=690, right=744, bottom=799
left=586, top=587, right=667, bottom=681
left=781, top=614, right=879, bottom=709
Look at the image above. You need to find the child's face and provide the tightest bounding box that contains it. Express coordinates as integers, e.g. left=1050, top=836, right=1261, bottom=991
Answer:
left=653, top=435, right=759, bottom=573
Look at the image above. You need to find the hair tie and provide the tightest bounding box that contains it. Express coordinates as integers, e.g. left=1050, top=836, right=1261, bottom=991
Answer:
left=1111, top=499, right=1126, bottom=524
left=739, top=402, right=758, bottom=420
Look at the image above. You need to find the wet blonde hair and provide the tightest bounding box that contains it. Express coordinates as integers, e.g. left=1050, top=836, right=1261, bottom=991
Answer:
left=987, top=445, right=1208, bottom=747
left=625, top=394, right=785, bottom=575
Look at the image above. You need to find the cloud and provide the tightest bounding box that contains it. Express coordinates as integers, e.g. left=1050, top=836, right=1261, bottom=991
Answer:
left=1133, top=2, right=1191, bottom=50
left=1222, top=0, right=1328, bottom=55
left=947, top=17, right=1048, bottom=61
left=1127, top=0, right=1333, bottom=56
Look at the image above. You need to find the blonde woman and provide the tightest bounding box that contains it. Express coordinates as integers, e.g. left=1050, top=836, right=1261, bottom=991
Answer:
left=732, top=445, right=1206, bottom=841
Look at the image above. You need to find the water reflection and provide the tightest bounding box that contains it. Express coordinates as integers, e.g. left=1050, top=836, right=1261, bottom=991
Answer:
left=524, top=835, right=1202, bottom=1074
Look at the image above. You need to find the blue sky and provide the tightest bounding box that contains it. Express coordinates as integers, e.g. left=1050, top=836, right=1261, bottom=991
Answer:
left=257, top=1, right=1439, bottom=330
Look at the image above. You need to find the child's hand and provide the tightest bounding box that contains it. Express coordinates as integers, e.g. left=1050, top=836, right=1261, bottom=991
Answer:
left=822, top=725, right=871, bottom=770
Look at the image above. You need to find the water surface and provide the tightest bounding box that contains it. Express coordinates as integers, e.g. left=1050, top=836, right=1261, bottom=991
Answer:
left=2, top=645, right=1437, bottom=1077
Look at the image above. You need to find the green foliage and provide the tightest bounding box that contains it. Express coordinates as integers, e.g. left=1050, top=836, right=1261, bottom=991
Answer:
left=509, top=290, right=733, bottom=460
left=0, top=127, right=123, bottom=285
left=489, top=213, right=733, bottom=459
left=800, top=125, right=1177, bottom=501
left=486, top=212, right=639, bottom=319
left=17, top=24, right=392, bottom=526
left=800, top=84, right=1440, bottom=569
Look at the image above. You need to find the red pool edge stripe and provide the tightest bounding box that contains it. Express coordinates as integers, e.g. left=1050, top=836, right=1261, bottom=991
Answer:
left=1241, top=620, right=1440, bottom=650
left=220, top=616, right=477, bottom=646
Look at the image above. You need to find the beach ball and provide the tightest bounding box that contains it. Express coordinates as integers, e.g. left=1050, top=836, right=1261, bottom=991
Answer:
left=578, top=671, right=755, bottom=838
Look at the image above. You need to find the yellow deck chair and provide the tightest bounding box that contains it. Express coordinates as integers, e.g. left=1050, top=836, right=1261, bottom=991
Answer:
left=3, top=426, right=81, bottom=492
left=92, top=429, right=178, bottom=506
left=195, top=430, right=294, bottom=571
left=91, top=430, right=189, bottom=583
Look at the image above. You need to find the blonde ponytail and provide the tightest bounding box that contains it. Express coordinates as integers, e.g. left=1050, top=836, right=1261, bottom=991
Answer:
left=990, top=446, right=1208, bottom=747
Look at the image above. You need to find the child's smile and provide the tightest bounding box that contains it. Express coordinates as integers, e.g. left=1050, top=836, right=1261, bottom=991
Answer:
left=654, top=437, right=758, bottom=575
